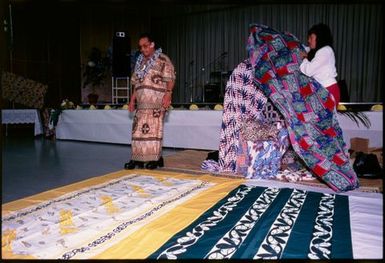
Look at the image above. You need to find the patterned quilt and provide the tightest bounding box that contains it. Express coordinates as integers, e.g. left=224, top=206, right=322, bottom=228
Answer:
left=150, top=184, right=352, bottom=260
left=203, top=24, right=359, bottom=192
left=2, top=173, right=215, bottom=259
left=2, top=171, right=382, bottom=259
left=247, top=24, right=359, bottom=192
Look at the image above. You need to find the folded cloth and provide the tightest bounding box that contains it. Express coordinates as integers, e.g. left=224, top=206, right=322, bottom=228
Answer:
left=246, top=127, right=289, bottom=179
left=240, top=120, right=280, bottom=142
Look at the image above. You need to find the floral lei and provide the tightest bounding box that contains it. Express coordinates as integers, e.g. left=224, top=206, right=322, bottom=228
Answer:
left=134, top=48, right=162, bottom=81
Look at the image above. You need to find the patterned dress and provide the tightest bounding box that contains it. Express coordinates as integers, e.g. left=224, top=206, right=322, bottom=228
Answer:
left=130, top=53, right=175, bottom=162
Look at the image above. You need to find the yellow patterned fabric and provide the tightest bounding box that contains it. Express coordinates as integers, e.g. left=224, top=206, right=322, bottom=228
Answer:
left=2, top=170, right=243, bottom=259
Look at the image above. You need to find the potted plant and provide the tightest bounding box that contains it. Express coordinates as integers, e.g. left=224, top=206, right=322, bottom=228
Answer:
left=82, top=47, right=110, bottom=105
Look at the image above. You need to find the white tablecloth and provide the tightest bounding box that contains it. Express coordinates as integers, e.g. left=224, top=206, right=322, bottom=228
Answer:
left=1, top=109, right=43, bottom=136
left=56, top=110, right=221, bottom=150
left=56, top=110, right=382, bottom=150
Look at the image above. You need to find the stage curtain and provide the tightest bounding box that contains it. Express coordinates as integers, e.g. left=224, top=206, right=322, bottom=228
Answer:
left=152, top=3, right=383, bottom=104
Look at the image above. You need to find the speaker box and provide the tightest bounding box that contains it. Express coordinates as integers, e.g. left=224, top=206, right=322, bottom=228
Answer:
left=112, top=32, right=131, bottom=77
left=204, top=83, right=220, bottom=102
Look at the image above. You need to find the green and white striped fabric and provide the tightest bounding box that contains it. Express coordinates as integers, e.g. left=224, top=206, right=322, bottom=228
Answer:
left=151, top=185, right=352, bottom=260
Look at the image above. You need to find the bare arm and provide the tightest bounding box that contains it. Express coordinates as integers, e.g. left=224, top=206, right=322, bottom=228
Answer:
left=162, top=80, right=175, bottom=109
left=128, top=86, right=136, bottom=112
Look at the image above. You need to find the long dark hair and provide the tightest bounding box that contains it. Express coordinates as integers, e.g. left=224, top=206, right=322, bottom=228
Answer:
left=307, top=23, right=334, bottom=61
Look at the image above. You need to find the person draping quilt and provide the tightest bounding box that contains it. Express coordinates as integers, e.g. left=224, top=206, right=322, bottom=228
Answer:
left=202, top=24, right=359, bottom=192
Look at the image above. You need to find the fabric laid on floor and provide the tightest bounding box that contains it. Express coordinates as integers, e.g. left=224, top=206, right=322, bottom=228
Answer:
left=150, top=184, right=353, bottom=260
left=1, top=170, right=244, bottom=259
left=2, top=169, right=382, bottom=259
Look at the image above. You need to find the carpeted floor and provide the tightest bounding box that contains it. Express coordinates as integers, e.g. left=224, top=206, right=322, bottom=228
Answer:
left=162, top=150, right=383, bottom=193
left=163, top=150, right=211, bottom=174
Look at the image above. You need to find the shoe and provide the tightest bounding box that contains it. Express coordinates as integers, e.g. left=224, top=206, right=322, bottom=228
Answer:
left=145, top=157, right=164, bottom=170
left=158, top=156, right=164, bottom=167
left=124, top=160, right=144, bottom=170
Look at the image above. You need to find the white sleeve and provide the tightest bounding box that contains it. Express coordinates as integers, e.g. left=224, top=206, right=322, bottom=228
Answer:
left=299, top=47, right=331, bottom=77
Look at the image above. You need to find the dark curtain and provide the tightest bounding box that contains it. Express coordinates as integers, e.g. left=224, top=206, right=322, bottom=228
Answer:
left=152, top=4, right=383, bottom=104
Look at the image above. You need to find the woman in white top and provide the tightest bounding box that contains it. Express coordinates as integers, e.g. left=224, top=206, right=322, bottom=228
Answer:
left=300, top=23, right=340, bottom=107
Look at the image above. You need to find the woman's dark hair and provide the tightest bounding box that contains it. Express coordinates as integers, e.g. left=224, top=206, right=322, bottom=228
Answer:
left=307, top=23, right=334, bottom=61
left=139, top=32, right=158, bottom=49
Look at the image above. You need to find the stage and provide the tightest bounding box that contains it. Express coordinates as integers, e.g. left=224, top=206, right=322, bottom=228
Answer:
left=55, top=109, right=382, bottom=150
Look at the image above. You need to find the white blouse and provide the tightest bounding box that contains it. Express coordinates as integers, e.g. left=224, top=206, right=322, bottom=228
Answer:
left=300, top=46, right=337, bottom=88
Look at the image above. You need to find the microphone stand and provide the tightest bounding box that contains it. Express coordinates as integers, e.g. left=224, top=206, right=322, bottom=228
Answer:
left=188, top=60, right=194, bottom=103
left=187, top=52, right=227, bottom=103
left=201, top=52, right=227, bottom=103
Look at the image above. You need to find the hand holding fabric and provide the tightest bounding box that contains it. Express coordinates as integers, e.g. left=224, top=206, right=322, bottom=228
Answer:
left=300, top=51, right=307, bottom=60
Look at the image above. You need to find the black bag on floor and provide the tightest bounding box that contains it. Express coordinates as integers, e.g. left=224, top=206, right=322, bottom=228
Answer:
left=353, top=152, right=383, bottom=178
left=206, top=150, right=219, bottom=161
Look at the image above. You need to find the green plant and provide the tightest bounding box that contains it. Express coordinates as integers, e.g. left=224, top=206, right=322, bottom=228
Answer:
left=337, top=110, right=371, bottom=129
left=49, top=99, right=75, bottom=128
